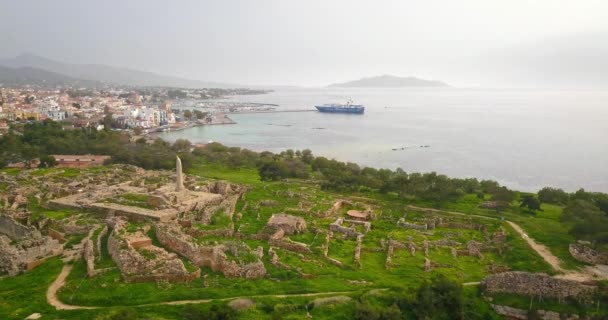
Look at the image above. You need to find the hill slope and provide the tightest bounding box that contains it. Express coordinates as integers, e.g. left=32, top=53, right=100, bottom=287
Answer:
left=0, top=65, right=100, bottom=87
left=0, top=53, right=236, bottom=88
left=329, top=75, right=448, bottom=87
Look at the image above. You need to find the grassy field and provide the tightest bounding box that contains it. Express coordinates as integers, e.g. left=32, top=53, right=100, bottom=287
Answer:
left=0, top=162, right=595, bottom=319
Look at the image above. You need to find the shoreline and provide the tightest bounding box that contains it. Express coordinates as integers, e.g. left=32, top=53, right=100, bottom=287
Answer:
left=146, top=113, right=236, bottom=138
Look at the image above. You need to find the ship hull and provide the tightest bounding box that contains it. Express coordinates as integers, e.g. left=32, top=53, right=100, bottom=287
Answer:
left=315, top=105, right=365, bottom=114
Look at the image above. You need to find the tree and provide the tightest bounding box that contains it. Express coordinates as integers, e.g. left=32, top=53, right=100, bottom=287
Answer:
left=300, top=149, right=314, bottom=163
left=538, top=187, right=569, bottom=204
left=172, top=139, right=192, bottom=152
left=193, top=110, right=206, bottom=120
left=183, top=110, right=193, bottom=121
left=562, top=199, right=608, bottom=245
left=412, top=274, right=464, bottom=319
left=38, top=155, right=57, bottom=168
left=520, top=195, right=542, bottom=213
left=259, top=161, right=289, bottom=181
left=133, top=126, right=144, bottom=135
left=490, top=187, right=515, bottom=213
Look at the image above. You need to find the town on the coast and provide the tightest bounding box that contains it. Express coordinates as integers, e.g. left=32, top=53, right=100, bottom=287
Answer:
left=0, top=86, right=272, bottom=137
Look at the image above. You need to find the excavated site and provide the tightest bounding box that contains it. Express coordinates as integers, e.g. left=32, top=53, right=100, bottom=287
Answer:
left=1, top=157, right=607, bottom=319
left=0, top=157, right=265, bottom=281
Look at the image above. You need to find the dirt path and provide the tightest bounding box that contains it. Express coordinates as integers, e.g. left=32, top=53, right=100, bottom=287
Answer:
left=505, top=221, right=565, bottom=272
left=408, top=205, right=608, bottom=281
left=158, top=290, right=378, bottom=306
left=46, top=265, right=97, bottom=310
left=46, top=263, right=376, bottom=310
left=406, top=205, right=499, bottom=221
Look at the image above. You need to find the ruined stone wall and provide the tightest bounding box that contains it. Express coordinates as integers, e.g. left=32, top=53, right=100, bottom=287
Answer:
left=156, top=224, right=266, bottom=279
left=0, top=235, right=21, bottom=275
left=354, top=235, right=362, bottom=268
left=397, top=220, right=428, bottom=231
left=268, top=238, right=312, bottom=254
left=0, top=233, right=62, bottom=276
left=186, top=227, right=234, bottom=238
left=107, top=221, right=192, bottom=281
left=96, top=226, right=108, bottom=262
left=0, top=214, right=38, bottom=240
left=84, top=238, right=96, bottom=277
left=48, top=228, right=66, bottom=243
left=569, top=243, right=608, bottom=265
left=329, top=218, right=361, bottom=238
left=481, top=272, right=596, bottom=301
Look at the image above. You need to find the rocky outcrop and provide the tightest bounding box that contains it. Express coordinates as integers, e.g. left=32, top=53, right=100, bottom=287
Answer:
left=569, top=243, right=608, bottom=265
left=267, top=214, right=307, bottom=235
left=481, top=272, right=596, bottom=301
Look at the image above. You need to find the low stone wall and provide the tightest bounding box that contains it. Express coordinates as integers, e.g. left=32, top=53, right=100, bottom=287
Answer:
left=397, top=219, right=427, bottom=231
left=187, top=226, right=234, bottom=238
left=268, top=238, right=312, bottom=254
left=491, top=304, right=581, bottom=320
left=437, top=222, right=483, bottom=231
left=569, top=243, right=608, bottom=265
left=481, top=272, right=596, bottom=301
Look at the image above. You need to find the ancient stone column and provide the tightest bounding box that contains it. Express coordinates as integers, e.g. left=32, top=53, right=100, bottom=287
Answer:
left=176, top=155, right=185, bottom=191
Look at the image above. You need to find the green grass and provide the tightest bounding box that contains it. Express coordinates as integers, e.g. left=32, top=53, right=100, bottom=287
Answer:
left=0, top=168, right=21, bottom=176
left=2, top=161, right=594, bottom=318
left=506, top=203, right=582, bottom=270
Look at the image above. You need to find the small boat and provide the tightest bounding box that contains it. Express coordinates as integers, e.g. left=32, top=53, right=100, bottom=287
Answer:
left=315, top=99, right=364, bottom=114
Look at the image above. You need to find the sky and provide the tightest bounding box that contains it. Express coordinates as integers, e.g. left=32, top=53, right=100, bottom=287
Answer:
left=1, top=0, right=607, bottom=87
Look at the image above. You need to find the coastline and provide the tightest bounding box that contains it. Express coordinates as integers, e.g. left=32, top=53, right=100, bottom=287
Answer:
left=146, top=113, right=236, bottom=138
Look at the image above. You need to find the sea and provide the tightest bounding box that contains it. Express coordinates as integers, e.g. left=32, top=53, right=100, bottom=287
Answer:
left=158, top=87, right=608, bottom=193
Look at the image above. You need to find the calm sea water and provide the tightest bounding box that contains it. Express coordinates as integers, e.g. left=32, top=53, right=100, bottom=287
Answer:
left=159, top=87, right=608, bottom=192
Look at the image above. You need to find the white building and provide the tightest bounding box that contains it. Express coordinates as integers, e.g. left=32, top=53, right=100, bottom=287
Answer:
left=37, top=99, right=65, bottom=121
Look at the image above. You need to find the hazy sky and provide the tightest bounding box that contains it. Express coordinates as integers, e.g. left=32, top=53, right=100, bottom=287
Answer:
left=1, top=0, right=607, bottom=86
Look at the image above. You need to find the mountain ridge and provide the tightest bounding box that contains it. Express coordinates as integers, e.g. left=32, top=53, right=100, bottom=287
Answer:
left=0, top=65, right=101, bottom=87
left=0, top=53, right=238, bottom=88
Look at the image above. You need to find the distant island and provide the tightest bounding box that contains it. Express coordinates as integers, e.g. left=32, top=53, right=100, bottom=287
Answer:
left=329, top=74, right=448, bottom=87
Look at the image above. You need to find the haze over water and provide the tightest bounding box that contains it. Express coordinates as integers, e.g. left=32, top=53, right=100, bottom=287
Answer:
left=159, top=87, right=608, bottom=193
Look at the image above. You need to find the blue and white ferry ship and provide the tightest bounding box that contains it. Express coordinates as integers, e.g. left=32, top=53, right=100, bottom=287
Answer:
left=315, top=100, right=365, bottom=114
